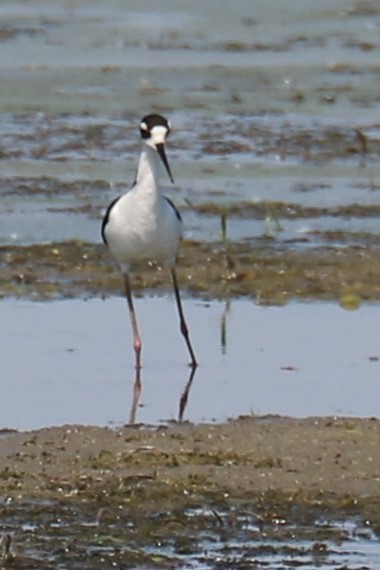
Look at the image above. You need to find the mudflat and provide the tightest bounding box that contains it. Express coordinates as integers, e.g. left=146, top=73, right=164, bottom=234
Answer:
left=1, top=413, right=380, bottom=566
left=2, top=415, right=379, bottom=502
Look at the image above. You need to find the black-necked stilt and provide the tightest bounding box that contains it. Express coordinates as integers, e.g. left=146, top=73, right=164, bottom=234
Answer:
left=101, top=113, right=197, bottom=370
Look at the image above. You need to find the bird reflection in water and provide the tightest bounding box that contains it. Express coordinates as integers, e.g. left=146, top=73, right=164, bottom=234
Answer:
left=128, top=367, right=142, bottom=425
left=220, top=300, right=231, bottom=355
left=127, top=300, right=229, bottom=424
left=128, top=366, right=198, bottom=425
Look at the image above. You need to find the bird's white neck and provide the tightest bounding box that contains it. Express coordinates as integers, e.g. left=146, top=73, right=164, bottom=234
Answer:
left=135, top=145, right=160, bottom=190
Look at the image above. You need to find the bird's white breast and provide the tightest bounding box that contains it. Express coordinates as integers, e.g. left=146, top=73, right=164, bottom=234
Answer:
left=104, top=189, right=182, bottom=268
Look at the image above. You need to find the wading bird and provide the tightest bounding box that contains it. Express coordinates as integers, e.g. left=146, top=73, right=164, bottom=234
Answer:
left=101, top=113, right=197, bottom=370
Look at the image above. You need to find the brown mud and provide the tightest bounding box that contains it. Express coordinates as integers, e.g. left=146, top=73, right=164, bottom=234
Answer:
left=2, top=415, right=379, bottom=501
left=1, top=417, right=380, bottom=567
left=2, top=239, right=380, bottom=305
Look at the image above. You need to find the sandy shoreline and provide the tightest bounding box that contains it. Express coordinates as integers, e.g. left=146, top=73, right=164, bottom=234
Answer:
left=2, top=415, right=379, bottom=502
left=1, top=417, right=380, bottom=567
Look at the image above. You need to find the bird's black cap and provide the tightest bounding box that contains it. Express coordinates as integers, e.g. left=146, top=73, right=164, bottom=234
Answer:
left=140, top=113, right=171, bottom=139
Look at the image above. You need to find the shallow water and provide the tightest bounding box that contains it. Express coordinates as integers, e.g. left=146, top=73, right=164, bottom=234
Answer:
left=1, top=1, right=380, bottom=251
left=1, top=499, right=379, bottom=569
left=2, top=297, right=379, bottom=431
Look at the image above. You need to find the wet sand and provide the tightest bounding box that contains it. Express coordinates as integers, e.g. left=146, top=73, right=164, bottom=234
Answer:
left=1, top=417, right=379, bottom=567
left=2, top=416, right=380, bottom=505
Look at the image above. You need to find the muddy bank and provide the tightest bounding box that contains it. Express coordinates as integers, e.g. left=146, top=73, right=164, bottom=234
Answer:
left=2, top=239, right=380, bottom=304
left=2, top=416, right=380, bottom=501
left=1, top=417, right=380, bottom=567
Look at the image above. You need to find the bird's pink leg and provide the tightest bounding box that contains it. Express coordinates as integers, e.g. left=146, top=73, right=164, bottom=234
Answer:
left=123, top=273, right=142, bottom=369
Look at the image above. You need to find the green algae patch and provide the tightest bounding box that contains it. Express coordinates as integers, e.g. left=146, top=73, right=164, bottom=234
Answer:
left=2, top=240, right=380, bottom=303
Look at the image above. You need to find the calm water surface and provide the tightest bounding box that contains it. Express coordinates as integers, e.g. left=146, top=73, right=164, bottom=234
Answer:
left=2, top=297, right=379, bottom=430
left=1, top=0, right=380, bottom=249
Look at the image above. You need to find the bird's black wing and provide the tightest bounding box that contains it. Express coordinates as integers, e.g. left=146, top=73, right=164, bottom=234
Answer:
left=164, top=196, right=182, bottom=222
left=101, top=196, right=120, bottom=244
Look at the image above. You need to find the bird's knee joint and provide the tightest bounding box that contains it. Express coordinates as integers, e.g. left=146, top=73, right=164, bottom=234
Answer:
left=180, top=322, right=188, bottom=336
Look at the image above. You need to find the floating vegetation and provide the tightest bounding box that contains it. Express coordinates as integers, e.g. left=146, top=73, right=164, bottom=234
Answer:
left=2, top=240, right=380, bottom=303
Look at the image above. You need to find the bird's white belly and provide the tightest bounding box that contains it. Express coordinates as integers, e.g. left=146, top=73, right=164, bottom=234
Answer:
left=105, top=196, right=181, bottom=267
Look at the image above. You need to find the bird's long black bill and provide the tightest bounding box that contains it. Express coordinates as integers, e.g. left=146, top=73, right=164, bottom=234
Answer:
left=156, top=143, right=174, bottom=184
